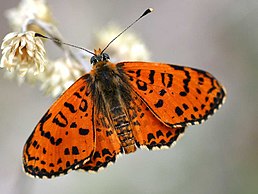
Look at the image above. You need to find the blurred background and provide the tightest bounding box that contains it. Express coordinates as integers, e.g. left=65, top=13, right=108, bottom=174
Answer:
left=0, top=0, right=257, bottom=194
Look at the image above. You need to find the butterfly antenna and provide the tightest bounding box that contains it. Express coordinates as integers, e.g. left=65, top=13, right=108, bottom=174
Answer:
left=35, top=33, right=96, bottom=56
left=101, top=8, right=153, bottom=54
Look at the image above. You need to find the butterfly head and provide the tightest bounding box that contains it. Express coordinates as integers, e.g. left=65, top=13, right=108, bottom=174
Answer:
left=90, top=48, right=110, bottom=65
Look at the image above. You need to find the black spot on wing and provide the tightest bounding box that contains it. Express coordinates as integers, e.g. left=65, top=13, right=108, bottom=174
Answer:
left=80, top=86, right=85, bottom=92
left=64, top=148, right=70, bottom=155
left=159, top=89, right=167, bottom=96
left=102, top=148, right=112, bottom=156
left=57, top=158, right=62, bottom=164
left=93, top=151, right=101, bottom=160
left=79, top=99, right=88, bottom=112
left=179, top=92, right=187, bottom=97
left=161, top=73, right=173, bottom=88
left=70, top=122, right=77, bottom=128
left=136, top=80, right=147, bottom=91
left=193, top=107, right=199, bottom=112
left=175, top=107, right=184, bottom=116
left=191, top=114, right=196, bottom=119
left=196, top=88, right=201, bottom=94
left=183, top=70, right=191, bottom=93
left=64, top=102, right=77, bottom=113
left=136, top=69, right=141, bottom=77
left=72, top=146, right=79, bottom=155
left=154, top=99, right=164, bottom=108
left=53, top=111, right=68, bottom=127
left=66, top=161, right=71, bottom=168
left=166, top=74, right=173, bottom=88
left=148, top=70, right=155, bottom=84
left=208, top=86, right=216, bottom=94
left=55, top=138, right=62, bottom=146
left=79, top=128, right=90, bottom=135
left=147, top=133, right=155, bottom=142
left=172, top=65, right=185, bottom=71
left=182, top=103, right=189, bottom=110
left=156, top=130, right=164, bottom=138
left=73, top=92, right=82, bottom=98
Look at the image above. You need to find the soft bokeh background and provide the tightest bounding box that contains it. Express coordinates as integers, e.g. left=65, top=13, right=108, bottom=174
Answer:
left=0, top=1, right=257, bottom=194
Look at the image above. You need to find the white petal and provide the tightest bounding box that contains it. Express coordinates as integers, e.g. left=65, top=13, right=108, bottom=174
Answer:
left=2, top=32, right=18, bottom=43
left=0, top=57, right=7, bottom=68
left=25, top=31, right=35, bottom=42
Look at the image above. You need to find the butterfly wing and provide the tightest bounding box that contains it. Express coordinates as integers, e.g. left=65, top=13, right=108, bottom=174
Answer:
left=118, top=62, right=226, bottom=128
left=128, top=94, right=185, bottom=150
left=78, top=114, right=122, bottom=172
left=23, top=74, right=95, bottom=178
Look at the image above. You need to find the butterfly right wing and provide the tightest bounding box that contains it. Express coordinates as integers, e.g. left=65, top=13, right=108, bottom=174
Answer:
left=23, top=74, right=95, bottom=178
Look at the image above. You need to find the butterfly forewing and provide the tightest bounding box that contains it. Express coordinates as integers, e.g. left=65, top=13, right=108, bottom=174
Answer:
left=119, top=62, right=226, bottom=128
left=23, top=75, right=95, bottom=178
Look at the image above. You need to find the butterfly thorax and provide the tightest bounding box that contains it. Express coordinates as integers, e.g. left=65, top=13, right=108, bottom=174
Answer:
left=89, top=60, right=137, bottom=154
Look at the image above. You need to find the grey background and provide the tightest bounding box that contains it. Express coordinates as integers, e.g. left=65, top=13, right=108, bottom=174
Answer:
left=0, top=0, right=257, bottom=194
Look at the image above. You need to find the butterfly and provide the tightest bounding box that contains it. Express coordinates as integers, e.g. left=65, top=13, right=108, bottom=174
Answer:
left=22, top=9, right=226, bottom=178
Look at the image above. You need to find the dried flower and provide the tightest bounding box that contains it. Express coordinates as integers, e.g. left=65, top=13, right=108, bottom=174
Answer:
left=5, top=0, right=54, bottom=32
left=39, top=57, right=84, bottom=97
left=93, top=23, right=150, bottom=62
left=1, top=31, right=46, bottom=76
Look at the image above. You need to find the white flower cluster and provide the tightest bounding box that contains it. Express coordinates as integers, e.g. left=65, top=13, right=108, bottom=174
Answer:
left=1, top=31, right=46, bottom=76
left=1, top=0, right=150, bottom=97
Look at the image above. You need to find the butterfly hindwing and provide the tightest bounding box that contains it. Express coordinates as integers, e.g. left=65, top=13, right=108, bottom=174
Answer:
left=119, top=62, right=226, bottom=128
left=128, top=94, right=185, bottom=150
left=78, top=114, right=122, bottom=172
left=23, top=75, right=95, bottom=178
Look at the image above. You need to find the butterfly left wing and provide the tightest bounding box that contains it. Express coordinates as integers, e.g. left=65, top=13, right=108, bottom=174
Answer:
left=78, top=113, right=122, bottom=173
left=23, top=75, right=95, bottom=178
left=128, top=93, right=186, bottom=150
left=118, top=62, right=226, bottom=128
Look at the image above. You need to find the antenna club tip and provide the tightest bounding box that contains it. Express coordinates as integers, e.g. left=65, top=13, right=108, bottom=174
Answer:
left=35, top=33, right=45, bottom=38
left=148, top=8, right=154, bottom=12
left=141, top=8, right=154, bottom=17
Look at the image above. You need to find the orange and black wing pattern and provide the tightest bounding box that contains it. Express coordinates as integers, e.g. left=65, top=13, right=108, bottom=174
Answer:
left=78, top=114, right=122, bottom=173
left=23, top=60, right=226, bottom=178
left=119, top=62, right=226, bottom=128
left=128, top=93, right=185, bottom=150
left=23, top=75, right=95, bottom=178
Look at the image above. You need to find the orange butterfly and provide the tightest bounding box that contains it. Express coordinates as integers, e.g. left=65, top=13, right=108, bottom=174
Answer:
left=23, top=9, right=226, bottom=178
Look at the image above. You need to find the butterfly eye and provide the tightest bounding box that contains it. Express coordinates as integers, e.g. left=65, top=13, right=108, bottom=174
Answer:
left=102, top=53, right=110, bottom=61
left=90, top=56, right=98, bottom=64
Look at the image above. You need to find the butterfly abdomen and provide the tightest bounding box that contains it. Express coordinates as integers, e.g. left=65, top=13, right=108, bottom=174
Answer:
left=110, top=106, right=136, bottom=154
